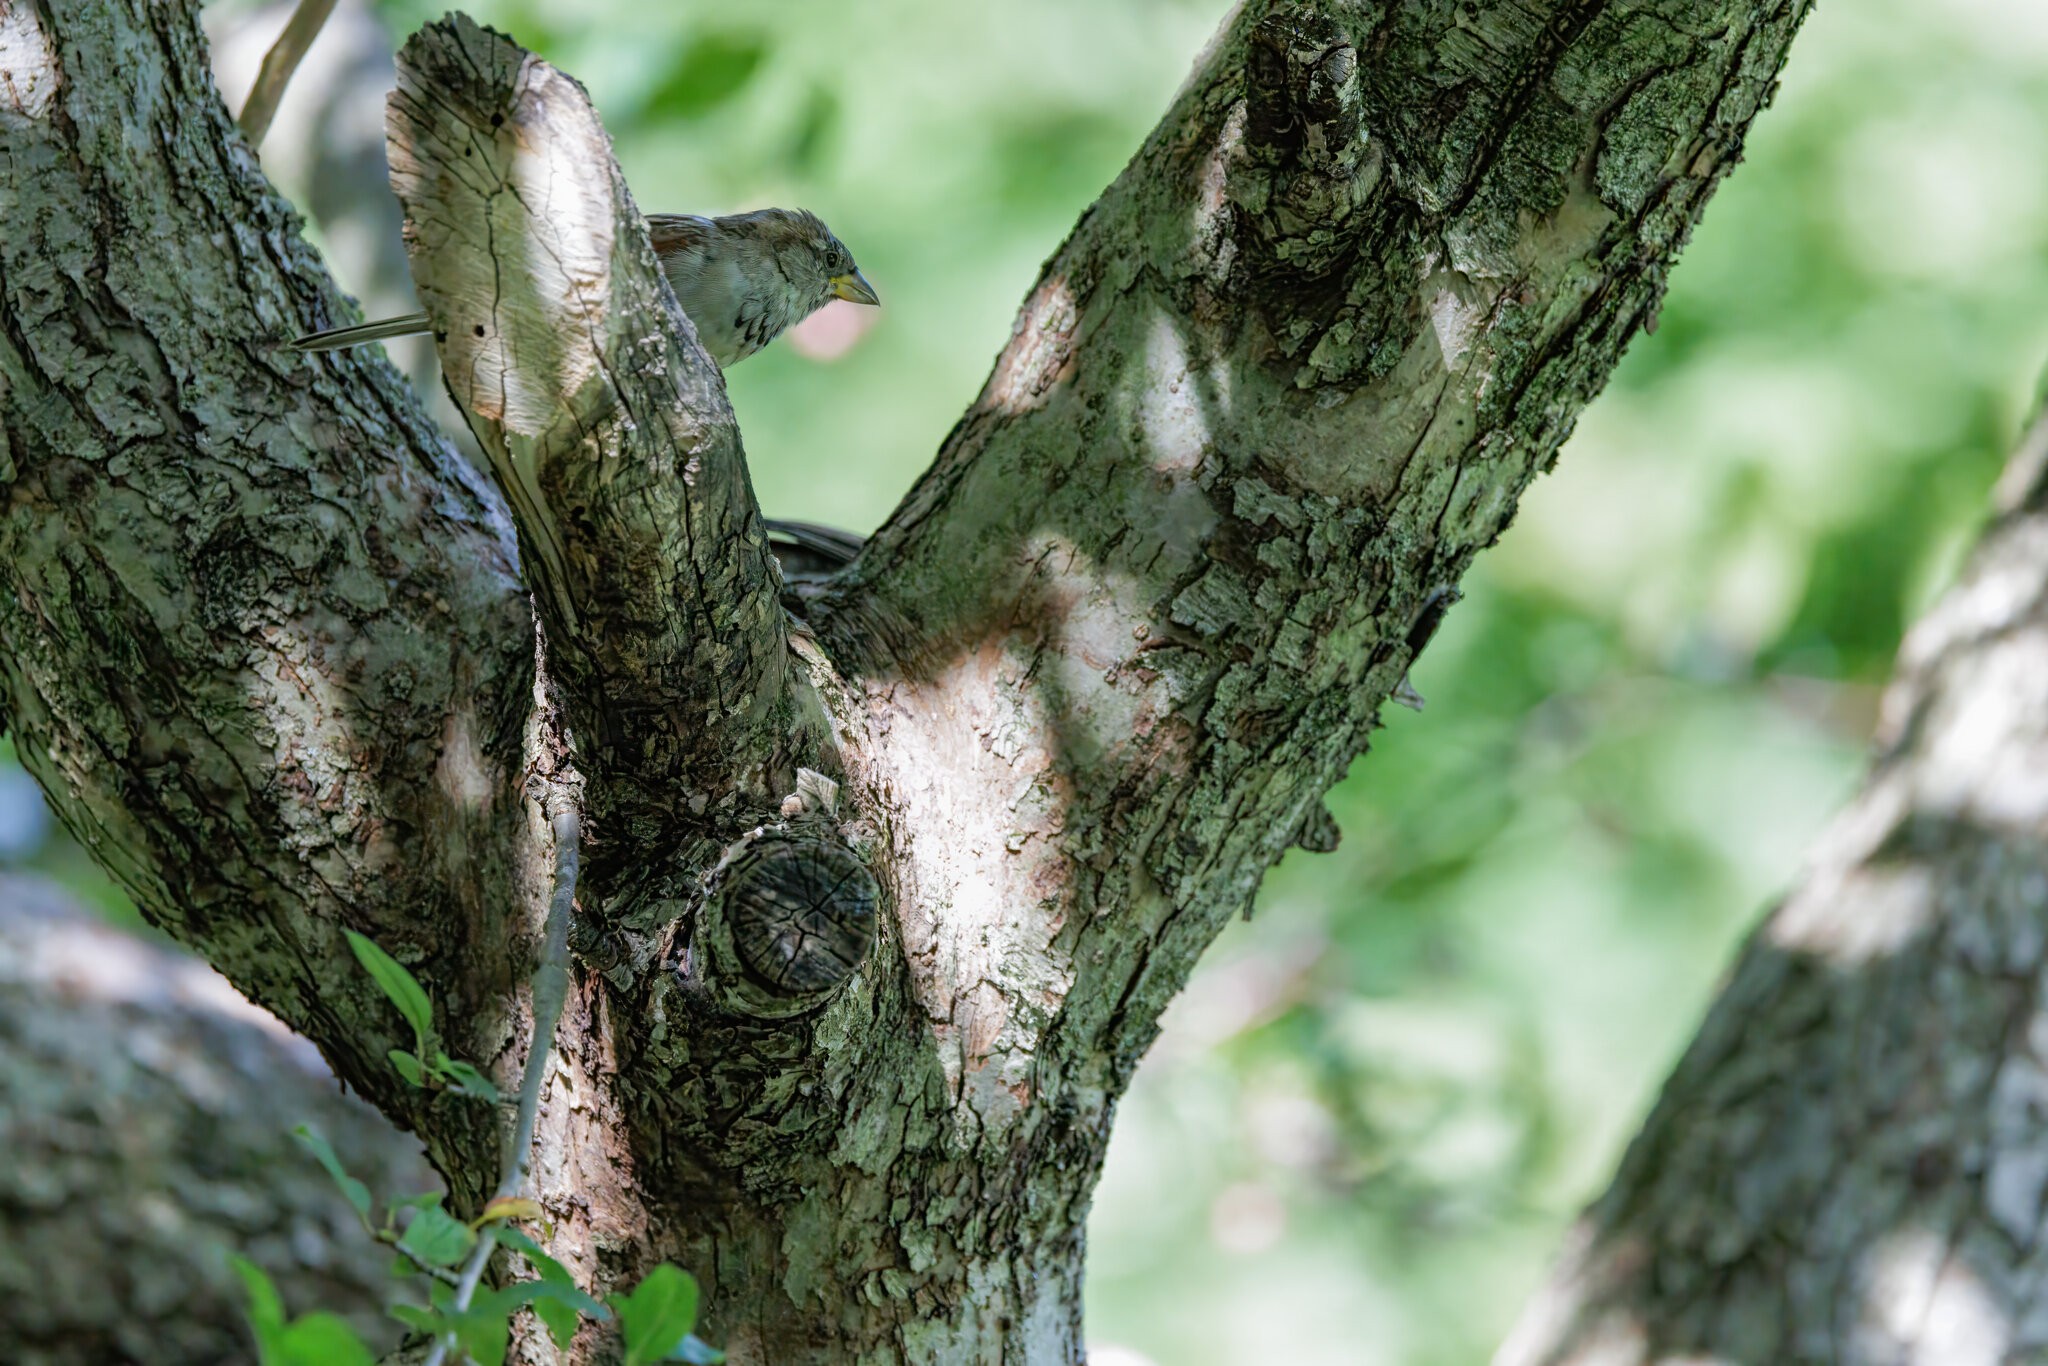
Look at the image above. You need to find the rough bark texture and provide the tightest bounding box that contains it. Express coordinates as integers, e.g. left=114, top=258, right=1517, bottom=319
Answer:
left=1498, top=411, right=2048, bottom=1365
left=0, top=0, right=545, bottom=1191
left=0, top=0, right=1812, bottom=1361
left=379, top=21, right=805, bottom=851
left=0, top=874, right=437, bottom=1365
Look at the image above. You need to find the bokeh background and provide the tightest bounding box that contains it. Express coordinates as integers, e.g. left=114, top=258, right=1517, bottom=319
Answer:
left=9, top=0, right=2048, bottom=1361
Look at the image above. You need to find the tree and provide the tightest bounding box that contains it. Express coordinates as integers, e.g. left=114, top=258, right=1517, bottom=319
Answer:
left=0, top=1, right=1812, bottom=1360
left=1500, top=404, right=2048, bottom=1364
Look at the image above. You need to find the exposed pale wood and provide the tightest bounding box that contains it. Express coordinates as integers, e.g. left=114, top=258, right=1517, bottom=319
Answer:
left=386, top=17, right=805, bottom=854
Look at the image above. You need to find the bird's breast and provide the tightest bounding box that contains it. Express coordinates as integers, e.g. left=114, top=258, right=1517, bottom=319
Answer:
left=664, top=250, right=796, bottom=368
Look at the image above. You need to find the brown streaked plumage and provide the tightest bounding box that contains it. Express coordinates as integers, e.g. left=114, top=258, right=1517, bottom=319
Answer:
left=287, top=207, right=878, bottom=367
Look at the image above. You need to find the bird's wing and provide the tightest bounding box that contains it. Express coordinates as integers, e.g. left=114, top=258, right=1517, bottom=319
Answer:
left=730, top=283, right=785, bottom=361
left=646, top=214, right=717, bottom=259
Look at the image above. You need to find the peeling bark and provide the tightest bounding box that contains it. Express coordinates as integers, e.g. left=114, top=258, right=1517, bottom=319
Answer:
left=0, top=1, right=1815, bottom=1361
left=1499, top=410, right=2048, bottom=1365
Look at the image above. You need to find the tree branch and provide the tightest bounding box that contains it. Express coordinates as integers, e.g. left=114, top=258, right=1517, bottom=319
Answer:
left=0, top=1, right=1831, bottom=1357
left=0, top=876, right=436, bottom=1362
left=1498, top=405, right=2048, bottom=1366
left=807, top=0, right=1814, bottom=1141
left=236, top=0, right=339, bottom=147
left=384, top=16, right=801, bottom=849
left=0, top=0, right=539, bottom=1148
left=559, top=3, right=1818, bottom=1353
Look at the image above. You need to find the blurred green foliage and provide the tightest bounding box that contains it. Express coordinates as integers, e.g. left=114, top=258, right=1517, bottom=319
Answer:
left=9, top=0, right=2048, bottom=1362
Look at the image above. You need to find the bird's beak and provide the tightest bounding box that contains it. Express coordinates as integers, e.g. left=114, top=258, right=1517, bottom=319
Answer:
left=830, top=269, right=880, bottom=306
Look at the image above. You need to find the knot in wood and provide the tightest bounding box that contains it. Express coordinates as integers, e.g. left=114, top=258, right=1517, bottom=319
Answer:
left=718, top=835, right=876, bottom=995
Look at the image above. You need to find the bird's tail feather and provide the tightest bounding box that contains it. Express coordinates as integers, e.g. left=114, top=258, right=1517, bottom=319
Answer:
left=288, top=311, right=433, bottom=353
left=764, top=519, right=865, bottom=568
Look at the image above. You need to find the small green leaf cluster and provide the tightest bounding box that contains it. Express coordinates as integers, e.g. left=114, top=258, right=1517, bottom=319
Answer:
left=252, top=1124, right=720, bottom=1364
left=344, top=930, right=500, bottom=1099
left=232, top=931, right=725, bottom=1365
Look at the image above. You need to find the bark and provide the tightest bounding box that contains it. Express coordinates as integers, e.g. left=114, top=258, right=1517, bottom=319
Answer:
left=0, top=0, right=1812, bottom=1361
left=1499, top=410, right=2048, bottom=1365
left=0, top=874, right=437, bottom=1365
left=0, top=0, right=544, bottom=1192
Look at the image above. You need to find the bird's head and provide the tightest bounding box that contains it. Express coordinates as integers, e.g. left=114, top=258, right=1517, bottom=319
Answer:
left=755, top=208, right=879, bottom=313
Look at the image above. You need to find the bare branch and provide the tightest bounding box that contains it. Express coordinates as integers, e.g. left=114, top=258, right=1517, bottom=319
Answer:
left=385, top=17, right=799, bottom=847
left=424, top=800, right=578, bottom=1366
left=236, top=0, right=339, bottom=146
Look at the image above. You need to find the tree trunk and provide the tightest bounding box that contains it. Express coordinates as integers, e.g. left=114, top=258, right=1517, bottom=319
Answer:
left=0, top=0, right=1813, bottom=1359
left=1499, top=409, right=2048, bottom=1365
left=0, top=874, right=437, bottom=1364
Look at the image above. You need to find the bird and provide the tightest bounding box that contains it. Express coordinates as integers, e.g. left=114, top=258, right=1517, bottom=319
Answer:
left=762, top=519, right=866, bottom=575
left=766, top=518, right=865, bottom=614
left=288, top=207, right=879, bottom=366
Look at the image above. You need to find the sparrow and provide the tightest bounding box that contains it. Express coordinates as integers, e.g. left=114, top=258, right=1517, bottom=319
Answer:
left=289, top=208, right=879, bottom=366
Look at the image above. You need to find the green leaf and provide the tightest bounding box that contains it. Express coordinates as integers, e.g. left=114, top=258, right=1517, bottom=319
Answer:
left=498, top=1228, right=606, bottom=1347
left=232, top=1255, right=286, bottom=1339
left=387, top=1048, right=425, bottom=1088
left=345, top=929, right=436, bottom=1051
left=292, top=1126, right=373, bottom=1229
left=670, top=1334, right=727, bottom=1364
left=437, top=1056, right=500, bottom=1102
left=449, top=1305, right=510, bottom=1366
left=535, top=1288, right=585, bottom=1350
left=235, top=1256, right=374, bottom=1366
left=397, top=1200, right=476, bottom=1269
left=643, top=30, right=769, bottom=122
left=275, top=1314, right=376, bottom=1366
left=388, top=1303, right=442, bottom=1335
left=391, top=1190, right=447, bottom=1213
left=476, top=1276, right=607, bottom=1346
left=474, top=1279, right=586, bottom=1316
left=495, top=1224, right=552, bottom=1263
left=608, top=1264, right=700, bottom=1366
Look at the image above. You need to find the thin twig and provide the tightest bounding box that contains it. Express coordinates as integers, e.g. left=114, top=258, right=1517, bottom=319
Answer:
left=237, top=0, right=339, bottom=147
left=377, top=1237, right=466, bottom=1287
left=508, top=804, right=579, bottom=1200
left=424, top=803, right=580, bottom=1366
